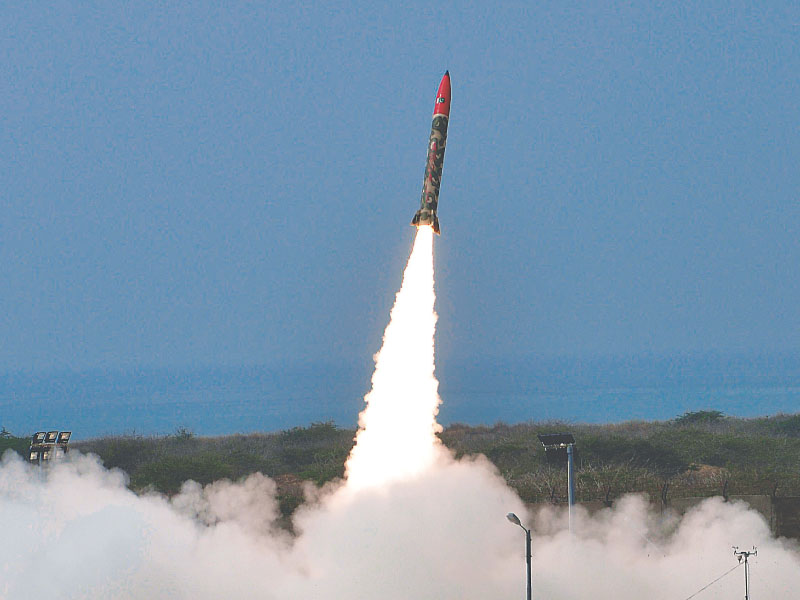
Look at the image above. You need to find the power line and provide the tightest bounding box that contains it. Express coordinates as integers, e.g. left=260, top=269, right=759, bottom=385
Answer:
left=681, top=562, right=741, bottom=600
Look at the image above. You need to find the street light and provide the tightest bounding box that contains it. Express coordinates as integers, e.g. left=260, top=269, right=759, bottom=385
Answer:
left=506, top=512, right=532, bottom=600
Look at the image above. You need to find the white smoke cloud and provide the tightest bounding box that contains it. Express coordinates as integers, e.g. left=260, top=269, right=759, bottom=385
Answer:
left=2, top=449, right=799, bottom=599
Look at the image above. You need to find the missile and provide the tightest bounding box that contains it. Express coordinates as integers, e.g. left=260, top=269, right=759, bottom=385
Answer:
left=411, top=71, right=450, bottom=235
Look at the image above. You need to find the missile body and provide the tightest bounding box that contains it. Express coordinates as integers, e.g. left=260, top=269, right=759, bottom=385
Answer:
left=412, top=71, right=451, bottom=235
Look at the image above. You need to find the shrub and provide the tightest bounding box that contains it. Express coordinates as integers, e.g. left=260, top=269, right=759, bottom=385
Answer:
left=0, top=434, right=30, bottom=458
left=131, top=454, right=234, bottom=494
left=673, top=410, right=725, bottom=426
left=280, top=421, right=342, bottom=444
left=581, top=435, right=688, bottom=476
left=771, top=414, right=800, bottom=437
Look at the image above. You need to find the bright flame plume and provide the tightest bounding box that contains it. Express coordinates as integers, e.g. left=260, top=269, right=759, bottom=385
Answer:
left=345, top=226, right=443, bottom=491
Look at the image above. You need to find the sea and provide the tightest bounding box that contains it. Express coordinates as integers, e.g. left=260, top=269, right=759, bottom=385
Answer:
left=1, top=354, right=798, bottom=440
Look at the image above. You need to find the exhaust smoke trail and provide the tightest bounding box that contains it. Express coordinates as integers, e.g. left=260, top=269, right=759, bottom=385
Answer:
left=3, top=222, right=800, bottom=598
left=345, top=226, right=443, bottom=491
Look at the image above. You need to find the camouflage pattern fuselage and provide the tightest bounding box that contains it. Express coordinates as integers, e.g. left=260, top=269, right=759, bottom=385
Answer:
left=412, top=72, right=450, bottom=234
left=412, top=114, right=448, bottom=234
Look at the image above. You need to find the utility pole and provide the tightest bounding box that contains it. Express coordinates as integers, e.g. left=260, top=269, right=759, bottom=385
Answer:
left=538, top=433, right=577, bottom=534
left=733, top=546, right=757, bottom=600
left=566, top=443, right=575, bottom=532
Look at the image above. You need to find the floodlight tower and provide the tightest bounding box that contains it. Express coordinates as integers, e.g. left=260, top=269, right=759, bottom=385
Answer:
left=733, top=546, right=757, bottom=600
left=537, top=433, right=577, bottom=533
left=29, top=430, right=71, bottom=465
left=29, top=432, right=46, bottom=465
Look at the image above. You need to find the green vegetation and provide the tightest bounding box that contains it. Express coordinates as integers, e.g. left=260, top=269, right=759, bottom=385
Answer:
left=3, top=413, right=800, bottom=517
left=440, top=414, right=800, bottom=504
left=73, top=422, right=354, bottom=504
left=0, top=428, right=29, bottom=457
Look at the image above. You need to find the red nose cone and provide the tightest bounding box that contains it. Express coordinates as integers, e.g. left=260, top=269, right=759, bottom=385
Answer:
left=433, top=71, right=451, bottom=117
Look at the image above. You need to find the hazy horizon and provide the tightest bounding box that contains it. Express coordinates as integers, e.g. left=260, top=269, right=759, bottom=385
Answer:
left=2, top=351, right=797, bottom=439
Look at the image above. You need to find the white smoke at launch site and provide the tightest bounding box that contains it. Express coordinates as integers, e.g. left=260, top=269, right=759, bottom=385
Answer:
left=3, top=451, right=800, bottom=599
left=2, top=227, right=800, bottom=598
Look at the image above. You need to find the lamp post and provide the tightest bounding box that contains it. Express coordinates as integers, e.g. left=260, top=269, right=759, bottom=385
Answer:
left=506, top=512, right=532, bottom=600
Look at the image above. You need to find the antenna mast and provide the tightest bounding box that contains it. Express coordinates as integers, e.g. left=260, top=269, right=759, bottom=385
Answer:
left=733, top=546, right=757, bottom=600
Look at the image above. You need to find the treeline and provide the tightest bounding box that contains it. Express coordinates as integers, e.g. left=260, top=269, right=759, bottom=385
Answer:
left=3, top=411, right=800, bottom=515
left=441, top=411, right=800, bottom=505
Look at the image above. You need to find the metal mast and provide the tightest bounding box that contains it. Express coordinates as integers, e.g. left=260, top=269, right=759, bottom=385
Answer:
left=733, top=546, right=757, bottom=600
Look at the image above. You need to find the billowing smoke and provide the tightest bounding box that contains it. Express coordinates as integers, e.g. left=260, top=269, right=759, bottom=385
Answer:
left=3, top=227, right=799, bottom=598
left=3, top=450, right=799, bottom=598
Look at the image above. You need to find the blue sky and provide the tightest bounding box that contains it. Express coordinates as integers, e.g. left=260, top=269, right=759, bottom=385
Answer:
left=2, top=2, right=798, bottom=373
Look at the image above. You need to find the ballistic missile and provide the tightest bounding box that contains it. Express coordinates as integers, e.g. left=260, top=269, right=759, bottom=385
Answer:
left=411, top=71, right=451, bottom=235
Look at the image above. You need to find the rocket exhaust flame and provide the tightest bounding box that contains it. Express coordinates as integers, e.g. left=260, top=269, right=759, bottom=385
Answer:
left=345, top=226, right=443, bottom=490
